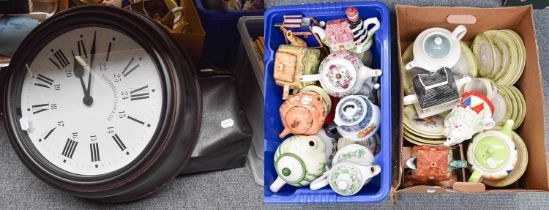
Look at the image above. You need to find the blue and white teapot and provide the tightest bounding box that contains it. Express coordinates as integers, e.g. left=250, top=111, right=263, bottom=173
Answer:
left=326, top=95, right=380, bottom=141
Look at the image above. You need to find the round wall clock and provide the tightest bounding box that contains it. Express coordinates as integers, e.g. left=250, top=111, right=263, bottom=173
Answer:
left=2, top=6, right=201, bottom=202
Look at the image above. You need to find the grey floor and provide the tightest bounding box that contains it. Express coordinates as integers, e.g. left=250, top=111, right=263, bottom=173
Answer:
left=2, top=0, right=549, bottom=209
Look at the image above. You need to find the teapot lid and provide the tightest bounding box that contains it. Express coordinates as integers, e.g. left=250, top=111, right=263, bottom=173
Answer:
left=423, top=32, right=452, bottom=59
left=471, top=131, right=515, bottom=171
left=334, top=95, right=369, bottom=126
left=319, top=57, right=358, bottom=93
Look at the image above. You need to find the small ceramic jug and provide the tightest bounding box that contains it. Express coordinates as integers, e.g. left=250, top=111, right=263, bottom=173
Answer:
left=325, top=95, right=380, bottom=141
left=406, top=25, right=467, bottom=72
left=278, top=86, right=331, bottom=138
left=310, top=162, right=381, bottom=196
left=270, top=135, right=327, bottom=193
left=443, top=91, right=496, bottom=146
left=300, top=51, right=382, bottom=98
left=273, top=45, right=321, bottom=99
left=467, top=120, right=518, bottom=183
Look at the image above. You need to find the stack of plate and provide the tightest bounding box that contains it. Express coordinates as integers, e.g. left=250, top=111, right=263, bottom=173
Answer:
left=402, top=105, right=446, bottom=145
left=472, top=30, right=526, bottom=86
left=492, top=85, right=526, bottom=129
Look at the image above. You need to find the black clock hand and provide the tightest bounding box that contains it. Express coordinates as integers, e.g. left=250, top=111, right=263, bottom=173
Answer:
left=72, top=51, right=88, bottom=96
left=86, top=31, right=96, bottom=100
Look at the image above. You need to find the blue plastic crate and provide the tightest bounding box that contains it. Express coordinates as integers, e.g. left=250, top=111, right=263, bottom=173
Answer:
left=263, top=1, right=392, bottom=204
left=194, top=0, right=264, bottom=68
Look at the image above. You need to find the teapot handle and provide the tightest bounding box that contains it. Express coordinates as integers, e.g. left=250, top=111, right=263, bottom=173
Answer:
left=361, top=165, right=382, bottom=180
left=405, top=60, right=416, bottom=70
left=325, top=123, right=342, bottom=139
left=362, top=17, right=381, bottom=34
left=451, top=25, right=467, bottom=41
left=300, top=74, right=322, bottom=83
left=310, top=171, right=330, bottom=190
left=270, top=176, right=287, bottom=192
left=403, top=94, right=418, bottom=105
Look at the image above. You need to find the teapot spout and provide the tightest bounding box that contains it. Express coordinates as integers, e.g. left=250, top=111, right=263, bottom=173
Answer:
left=285, top=30, right=307, bottom=47
left=501, top=120, right=515, bottom=137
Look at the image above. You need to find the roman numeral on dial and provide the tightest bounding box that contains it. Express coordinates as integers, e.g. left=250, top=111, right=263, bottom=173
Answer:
left=34, top=74, right=54, bottom=89
left=106, top=41, right=113, bottom=62
left=112, top=134, right=126, bottom=151
left=49, top=49, right=70, bottom=70
left=62, top=138, right=78, bottom=159
left=90, top=142, right=100, bottom=162
left=77, top=39, right=88, bottom=58
left=130, top=85, right=150, bottom=101
left=127, top=115, right=145, bottom=125
left=39, top=127, right=56, bottom=142
left=32, top=103, right=50, bottom=114
left=122, top=57, right=140, bottom=77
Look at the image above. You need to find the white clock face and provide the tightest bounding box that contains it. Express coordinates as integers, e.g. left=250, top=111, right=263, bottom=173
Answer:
left=19, top=27, right=164, bottom=176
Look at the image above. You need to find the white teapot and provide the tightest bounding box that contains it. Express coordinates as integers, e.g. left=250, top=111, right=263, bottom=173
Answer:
left=406, top=25, right=467, bottom=72
left=300, top=51, right=382, bottom=98
left=270, top=135, right=327, bottom=192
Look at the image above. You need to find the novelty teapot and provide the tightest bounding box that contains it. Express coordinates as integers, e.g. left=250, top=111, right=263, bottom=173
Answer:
left=278, top=86, right=331, bottom=138
left=406, top=145, right=467, bottom=183
left=311, top=12, right=379, bottom=53
left=443, top=91, right=496, bottom=146
left=300, top=51, right=382, bottom=98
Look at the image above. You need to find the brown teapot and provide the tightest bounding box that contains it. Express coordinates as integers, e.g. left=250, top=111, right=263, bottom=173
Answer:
left=279, top=86, right=331, bottom=138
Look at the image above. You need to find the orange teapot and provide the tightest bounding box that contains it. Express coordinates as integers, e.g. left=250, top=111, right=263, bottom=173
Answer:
left=279, top=86, right=331, bottom=138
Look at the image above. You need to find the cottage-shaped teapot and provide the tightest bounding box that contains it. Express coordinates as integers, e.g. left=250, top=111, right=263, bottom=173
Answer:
left=312, top=13, right=379, bottom=54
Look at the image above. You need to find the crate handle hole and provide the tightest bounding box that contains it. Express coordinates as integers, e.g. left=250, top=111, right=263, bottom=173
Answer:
left=446, top=15, right=477, bottom=25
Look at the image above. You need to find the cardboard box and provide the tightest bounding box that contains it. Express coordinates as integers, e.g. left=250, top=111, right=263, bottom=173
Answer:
left=393, top=5, right=548, bottom=201
left=58, top=0, right=205, bottom=65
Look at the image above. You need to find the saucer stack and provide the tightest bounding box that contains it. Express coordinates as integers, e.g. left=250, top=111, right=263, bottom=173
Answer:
left=492, top=86, right=526, bottom=129
left=472, top=29, right=526, bottom=129
left=472, top=30, right=526, bottom=86
left=402, top=105, right=446, bottom=145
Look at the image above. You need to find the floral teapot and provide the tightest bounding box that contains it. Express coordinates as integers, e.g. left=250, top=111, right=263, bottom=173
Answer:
left=300, top=51, right=382, bottom=98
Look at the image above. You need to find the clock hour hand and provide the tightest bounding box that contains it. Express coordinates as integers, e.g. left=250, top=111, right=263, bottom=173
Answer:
left=72, top=51, right=93, bottom=106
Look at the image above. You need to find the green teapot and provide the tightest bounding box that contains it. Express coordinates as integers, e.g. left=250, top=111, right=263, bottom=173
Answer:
left=467, top=120, right=517, bottom=183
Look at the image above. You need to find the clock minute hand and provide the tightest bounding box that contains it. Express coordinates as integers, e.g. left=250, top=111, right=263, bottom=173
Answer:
left=86, top=31, right=97, bottom=98
left=72, top=52, right=93, bottom=106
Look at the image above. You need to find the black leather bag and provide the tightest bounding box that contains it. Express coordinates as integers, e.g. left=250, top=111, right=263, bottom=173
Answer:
left=179, top=70, right=252, bottom=175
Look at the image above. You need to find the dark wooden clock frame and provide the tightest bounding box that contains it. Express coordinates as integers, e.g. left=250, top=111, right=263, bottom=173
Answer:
left=2, top=5, right=202, bottom=203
